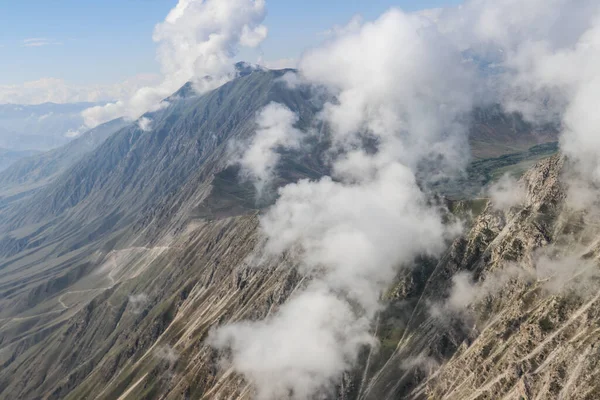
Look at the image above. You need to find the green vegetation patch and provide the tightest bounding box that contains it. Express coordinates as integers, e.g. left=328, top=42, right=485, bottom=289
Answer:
left=435, top=142, right=558, bottom=199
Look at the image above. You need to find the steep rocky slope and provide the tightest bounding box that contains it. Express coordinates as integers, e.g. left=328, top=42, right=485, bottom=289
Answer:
left=0, top=68, right=320, bottom=230
left=0, top=68, right=321, bottom=315
left=360, top=155, right=600, bottom=400
left=0, top=68, right=323, bottom=399
left=2, top=153, right=593, bottom=400
left=0, top=214, right=301, bottom=399
left=0, top=118, right=128, bottom=203
left=419, top=157, right=600, bottom=400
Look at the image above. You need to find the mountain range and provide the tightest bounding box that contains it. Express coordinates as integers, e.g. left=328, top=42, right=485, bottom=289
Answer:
left=0, top=66, right=586, bottom=400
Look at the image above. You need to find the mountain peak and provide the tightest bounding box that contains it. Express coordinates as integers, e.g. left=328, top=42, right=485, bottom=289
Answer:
left=234, top=61, right=264, bottom=76
left=167, top=62, right=264, bottom=102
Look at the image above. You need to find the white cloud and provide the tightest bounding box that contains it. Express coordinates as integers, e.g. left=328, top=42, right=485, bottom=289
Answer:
left=137, top=117, right=153, bottom=132
left=299, top=9, right=475, bottom=181
left=439, top=0, right=600, bottom=200
left=259, top=57, right=297, bottom=70
left=5, top=0, right=598, bottom=396
left=211, top=8, right=475, bottom=399
left=277, top=71, right=303, bottom=89
left=210, top=288, right=374, bottom=400
left=235, top=102, right=303, bottom=195
left=128, top=293, right=150, bottom=314
left=64, top=126, right=86, bottom=138
left=0, top=74, right=160, bottom=105
left=209, top=3, right=600, bottom=396
left=82, top=0, right=268, bottom=128
left=318, top=15, right=363, bottom=38
left=23, top=38, right=62, bottom=47
left=445, top=267, right=525, bottom=312
left=154, top=345, right=179, bottom=365
left=38, top=112, right=54, bottom=121
left=435, top=250, right=600, bottom=323
left=488, top=174, right=526, bottom=210
left=535, top=252, right=600, bottom=296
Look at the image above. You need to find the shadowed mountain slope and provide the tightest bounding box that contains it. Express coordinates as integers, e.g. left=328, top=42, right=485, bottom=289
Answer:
left=0, top=68, right=322, bottom=353
left=0, top=148, right=39, bottom=172
left=1, top=69, right=320, bottom=230
left=0, top=118, right=128, bottom=201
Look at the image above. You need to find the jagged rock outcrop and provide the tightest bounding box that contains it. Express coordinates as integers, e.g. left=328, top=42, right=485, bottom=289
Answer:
left=418, top=156, right=600, bottom=400
left=360, top=155, right=600, bottom=400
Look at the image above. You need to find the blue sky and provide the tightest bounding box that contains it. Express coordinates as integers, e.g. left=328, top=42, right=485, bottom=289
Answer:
left=0, top=0, right=461, bottom=86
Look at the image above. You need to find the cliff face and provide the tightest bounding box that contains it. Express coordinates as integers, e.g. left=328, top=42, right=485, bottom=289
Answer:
left=360, top=155, right=600, bottom=400
left=420, top=156, right=600, bottom=400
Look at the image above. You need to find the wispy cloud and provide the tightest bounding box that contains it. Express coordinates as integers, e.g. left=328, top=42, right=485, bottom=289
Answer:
left=0, top=74, right=160, bottom=105
left=259, top=57, right=297, bottom=70
left=210, top=9, right=475, bottom=398
left=317, top=15, right=362, bottom=38
left=23, top=38, right=62, bottom=47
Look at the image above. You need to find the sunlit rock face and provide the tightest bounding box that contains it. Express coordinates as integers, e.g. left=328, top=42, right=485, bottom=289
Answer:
left=362, top=155, right=600, bottom=400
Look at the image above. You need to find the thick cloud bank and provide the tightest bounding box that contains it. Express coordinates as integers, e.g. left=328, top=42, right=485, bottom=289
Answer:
left=82, top=0, right=267, bottom=128
left=0, top=75, right=160, bottom=106
left=211, top=9, right=475, bottom=399
left=237, top=102, right=303, bottom=195
left=209, top=1, right=600, bottom=399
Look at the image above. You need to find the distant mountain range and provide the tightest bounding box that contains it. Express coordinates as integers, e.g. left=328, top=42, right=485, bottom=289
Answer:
left=0, top=102, right=105, bottom=152
left=0, top=148, right=39, bottom=172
